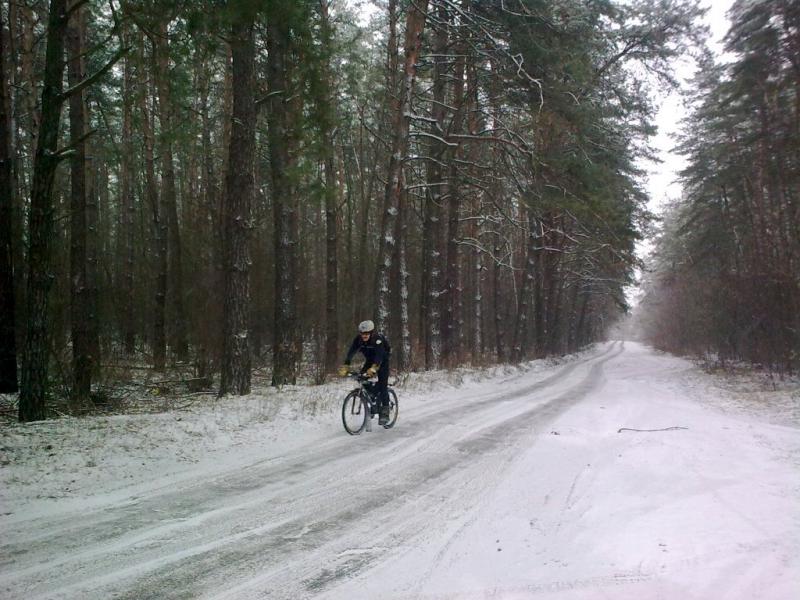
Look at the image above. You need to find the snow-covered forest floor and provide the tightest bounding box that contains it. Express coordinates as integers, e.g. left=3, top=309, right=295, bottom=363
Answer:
left=1, top=341, right=798, bottom=599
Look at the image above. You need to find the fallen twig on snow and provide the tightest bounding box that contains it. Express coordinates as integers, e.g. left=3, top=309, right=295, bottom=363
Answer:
left=617, top=426, right=688, bottom=433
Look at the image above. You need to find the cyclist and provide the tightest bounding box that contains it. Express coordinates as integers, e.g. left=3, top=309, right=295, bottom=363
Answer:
left=338, top=320, right=391, bottom=425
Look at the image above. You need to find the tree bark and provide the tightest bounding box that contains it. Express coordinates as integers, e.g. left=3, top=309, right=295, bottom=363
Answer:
left=138, top=37, right=167, bottom=372
left=421, top=1, right=446, bottom=369
left=318, top=0, right=339, bottom=375
left=532, top=220, right=546, bottom=356
left=219, top=14, right=256, bottom=396
left=153, top=20, right=188, bottom=361
left=389, top=178, right=412, bottom=372
left=19, top=0, right=68, bottom=421
left=197, top=50, right=221, bottom=375
left=493, top=238, right=506, bottom=362
left=67, top=0, right=92, bottom=406
left=472, top=230, right=483, bottom=364
left=513, top=209, right=537, bottom=358
left=442, top=46, right=467, bottom=366
left=19, top=5, right=40, bottom=179
left=268, top=11, right=299, bottom=386
left=119, top=22, right=135, bottom=354
left=0, top=5, right=18, bottom=393
left=374, top=0, right=428, bottom=331
left=7, top=2, right=25, bottom=349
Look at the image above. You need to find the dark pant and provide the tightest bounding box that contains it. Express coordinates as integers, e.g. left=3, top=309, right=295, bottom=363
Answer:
left=377, top=361, right=389, bottom=409
left=364, top=361, right=390, bottom=409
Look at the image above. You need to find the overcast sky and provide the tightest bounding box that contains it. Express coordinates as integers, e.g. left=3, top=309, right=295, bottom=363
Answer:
left=645, top=0, right=735, bottom=212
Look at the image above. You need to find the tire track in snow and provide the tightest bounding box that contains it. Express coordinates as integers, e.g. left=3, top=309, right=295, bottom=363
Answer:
left=116, top=343, right=626, bottom=600
left=395, top=341, right=626, bottom=599
left=1, top=343, right=616, bottom=550
left=0, top=343, right=624, bottom=600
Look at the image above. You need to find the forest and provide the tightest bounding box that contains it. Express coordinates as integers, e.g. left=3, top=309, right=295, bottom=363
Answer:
left=0, top=0, right=796, bottom=423
left=639, top=1, right=799, bottom=374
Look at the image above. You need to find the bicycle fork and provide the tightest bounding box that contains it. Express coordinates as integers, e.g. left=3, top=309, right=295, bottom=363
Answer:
left=365, top=395, right=373, bottom=432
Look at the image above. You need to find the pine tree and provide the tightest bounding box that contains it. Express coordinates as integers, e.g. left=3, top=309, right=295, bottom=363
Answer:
left=219, top=4, right=257, bottom=396
left=0, top=4, right=17, bottom=393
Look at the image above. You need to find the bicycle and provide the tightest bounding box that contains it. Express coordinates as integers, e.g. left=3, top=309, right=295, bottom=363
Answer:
left=341, top=372, right=399, bottom=435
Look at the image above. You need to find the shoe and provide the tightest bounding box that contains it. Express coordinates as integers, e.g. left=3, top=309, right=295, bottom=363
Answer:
left=378, top=408, right=390, bottom=426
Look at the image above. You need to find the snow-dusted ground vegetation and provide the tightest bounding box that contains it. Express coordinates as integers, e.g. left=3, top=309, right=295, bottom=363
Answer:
left=1, top=341, right=798, bottom=599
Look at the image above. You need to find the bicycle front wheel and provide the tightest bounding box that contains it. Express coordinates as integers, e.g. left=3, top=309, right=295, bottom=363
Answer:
left=342, top=390, right=368, bottom=435
left=383, top=388, right=399, bottom=429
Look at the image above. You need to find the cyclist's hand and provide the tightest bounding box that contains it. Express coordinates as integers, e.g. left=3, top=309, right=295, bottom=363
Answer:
left=365, top=365, right=378, bottom=378
left=337, top=365, right=349, bottom=377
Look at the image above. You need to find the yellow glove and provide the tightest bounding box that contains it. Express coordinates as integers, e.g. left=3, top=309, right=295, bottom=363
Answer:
left=365, top=365, right=378, bottom=378
left=338, top=365, right=349, bottom=377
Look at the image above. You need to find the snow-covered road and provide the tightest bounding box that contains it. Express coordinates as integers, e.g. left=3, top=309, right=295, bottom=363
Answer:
left=2, top=342, right=798, bottom=599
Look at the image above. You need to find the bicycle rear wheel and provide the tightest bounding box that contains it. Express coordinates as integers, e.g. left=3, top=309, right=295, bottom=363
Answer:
left=342, top=390, right=368, bottom=435
left=383, top=388, right=399, bottom=429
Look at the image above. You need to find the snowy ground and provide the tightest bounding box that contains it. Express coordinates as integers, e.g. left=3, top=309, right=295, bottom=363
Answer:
left=1, top=341, right=798, bottom=599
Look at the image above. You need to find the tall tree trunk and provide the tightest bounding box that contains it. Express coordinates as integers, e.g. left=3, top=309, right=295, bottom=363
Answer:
left=67, top=0, right=91, bottom=406
left=375, top=0, right=428, bottom=332
left=492, top=238, right=506, bottom=362
left=268, top=12, right=299, bottom=386
left=513, top=209, right=537, bottom=358
left=547, top=268, right=566, bottom=355
left=19, top=4, right=40, bottom=182
left=548, top=225, right=568, bottom=354
left=372, top=0, right=400, bottom=338
left=399, top=186, right=412, bottom=371
left=119, top=23, right=136, bottom=354
left=465, top=51, right=483, bottom=365
left=19, top=0, right=68, bottom=422
left=0, top=6, right=18, bottom=393
left=390, top=181, right=412, bottom=372
left=443, top=179, right=462, bottom=365
left=339, top=140, right=358, bottom=326
left=566, top=276, right=581, bottom=352
left=574, top=289, right=591, bottom=348
left=472, top=230, right=483, bottom=364
left=7, top=1, right=25, bottom=354
left=85, top=123, right=100, bottom=372
left=532, top=220, right=545, bottom=356
left=153, top=21, right=188, bottom=361
left=318, top=0, right=339, bottom=374
left=542, top=221, right=563, bottom=354
left=421, top=1, right=446, bottom=369
left=219, top=14, right=256, bottom=396
left=354, top=171, right=372, bottom=322
left=442, top=47, right=466, bottom=366
left=138, top=40, right=167, bottom=372
left=384, top=0, right=405, bottom=362
left=197, top=51, right=220, bottom=375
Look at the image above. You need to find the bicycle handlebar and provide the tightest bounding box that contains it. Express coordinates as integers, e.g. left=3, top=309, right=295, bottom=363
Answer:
left=345, top=372, right=395, bottom=387
left=346, top=371, right=372, bottom=382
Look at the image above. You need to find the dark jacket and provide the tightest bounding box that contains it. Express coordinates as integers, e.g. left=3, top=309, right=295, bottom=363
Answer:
left=344, top=332, right=390, bottom=372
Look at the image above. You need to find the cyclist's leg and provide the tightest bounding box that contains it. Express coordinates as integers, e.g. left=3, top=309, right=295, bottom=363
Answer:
left=377, top=363, right=390, bottom=422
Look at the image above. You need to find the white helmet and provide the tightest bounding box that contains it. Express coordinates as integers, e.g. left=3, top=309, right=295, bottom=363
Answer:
left=358, top=320, right=375, bottom=333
